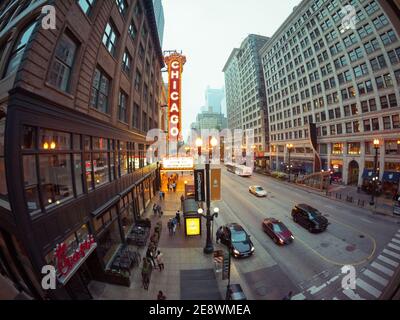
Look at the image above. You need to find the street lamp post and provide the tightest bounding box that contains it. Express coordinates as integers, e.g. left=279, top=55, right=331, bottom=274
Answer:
left=370, top=139, right=380, bottom=206
left=196, top=137, right=218, bottom=254
left=286, top=144, right=294, bottom=182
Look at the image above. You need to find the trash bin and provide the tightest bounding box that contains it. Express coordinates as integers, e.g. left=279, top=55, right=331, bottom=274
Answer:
left=226, top=284, right=247, bottom=300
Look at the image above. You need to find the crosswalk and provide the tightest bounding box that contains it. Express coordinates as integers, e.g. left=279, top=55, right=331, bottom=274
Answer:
left=292, top=229, right=400, bottom=300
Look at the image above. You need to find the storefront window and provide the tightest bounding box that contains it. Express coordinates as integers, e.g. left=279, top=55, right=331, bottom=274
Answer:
left=385, top=162, right=400, bottom=171
left=97, top=219, right=122, bottom=265
left=39, top=129, right=71, bottom=151
left=39, top=154, right=73, bottom=208
left=73, top=154, right=83, bottom=196
left=93, top=152, right=109, bottom=186
left=385, top=140, right=400, bottom=155
left=23, top=155, right=40, bottom=213
left=21, top=126, right=36, bottom=150
left=84, top=153, right=93, bottom=191
left=365, top=161, right=380, bottom=169
left=332, top=143, right=343, bottom=155
left=73, top=134, right=81, bottom=150
left=119, top=142, right=128, bottom=176
left=347, top=142, right=361, bottom=155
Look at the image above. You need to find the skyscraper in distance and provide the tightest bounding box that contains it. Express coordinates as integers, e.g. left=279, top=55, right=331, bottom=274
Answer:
left=153, top=0, right=165, bottom=47
left=205, top=87, right=224, bottom=114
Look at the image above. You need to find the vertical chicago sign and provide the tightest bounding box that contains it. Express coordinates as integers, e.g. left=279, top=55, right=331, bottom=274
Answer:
left=164, top=53, right=186, bottom=143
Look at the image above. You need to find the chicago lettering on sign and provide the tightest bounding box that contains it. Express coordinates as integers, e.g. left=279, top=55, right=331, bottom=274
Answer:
left=194, top=169, right=205, bottom=202
left=164, top=53, right=186, bottom=142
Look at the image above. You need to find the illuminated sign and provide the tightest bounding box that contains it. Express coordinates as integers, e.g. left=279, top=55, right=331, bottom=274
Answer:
left=185, top=217, right=201, bottom=236
left=161, top=157, right=194, bottom=170
left=165, top=53, right=186, bottom=141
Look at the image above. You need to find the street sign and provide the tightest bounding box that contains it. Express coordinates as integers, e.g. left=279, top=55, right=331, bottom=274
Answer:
left=194, top=169, right=205, bottom=202
left=222, top=252, right=230, bottom=281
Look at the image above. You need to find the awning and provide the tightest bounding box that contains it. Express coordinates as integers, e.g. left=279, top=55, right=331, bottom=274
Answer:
left=382, top=171, right=400, bottom=183
left=362, top=169, right=375, bottom=179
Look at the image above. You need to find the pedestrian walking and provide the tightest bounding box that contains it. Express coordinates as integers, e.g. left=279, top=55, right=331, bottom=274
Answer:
left=157, top=291, right=166, bottom=300
left=153, top=204, right=157, bottom=216
left=159, top=210, right=164, bottom=218
left=172, top=217, right=177, bottom=234
left=159, top=190, right=163, bottom=200
left=142, top=258, right=151, bottom=290
left=282, top=291, right=293, bottom=300
left=180, top=194, right=185, bottom=203
left=146, top=247, right=156, bottom=269
left=175, top=210, right=181, bottom=226
left=173, top=183, right=176, bottom=192
left=167, top=219, right=173, bottom=235
left=156, top=250, right=164, bottom=271
left=156, top=204, right=162, bottom=216
left=162, top=191, right=165, bottom=200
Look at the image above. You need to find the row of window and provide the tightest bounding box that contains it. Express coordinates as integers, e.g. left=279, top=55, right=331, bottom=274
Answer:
left=21, top=127, right=154, bottom=215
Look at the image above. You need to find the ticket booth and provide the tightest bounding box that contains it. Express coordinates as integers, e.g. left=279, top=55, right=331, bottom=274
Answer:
left=182, top=198, right=202, bottom=236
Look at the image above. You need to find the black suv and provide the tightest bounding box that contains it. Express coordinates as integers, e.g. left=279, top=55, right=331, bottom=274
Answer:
left=216, top=223, right=255, bottom=258
left=291, top=204, right=328, bottom=233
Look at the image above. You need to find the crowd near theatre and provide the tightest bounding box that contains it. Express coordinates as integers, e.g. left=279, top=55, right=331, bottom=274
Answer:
left=0, top=0, right=164, bottom=299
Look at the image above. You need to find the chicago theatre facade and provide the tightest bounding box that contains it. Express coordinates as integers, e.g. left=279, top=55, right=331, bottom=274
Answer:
left=261, top=0, right=400, bottom=194
left=0, top=0, right=162, bottom=299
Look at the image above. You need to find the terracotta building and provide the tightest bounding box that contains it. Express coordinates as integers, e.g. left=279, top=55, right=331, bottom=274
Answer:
left=0, top=0, right=163, bottom=299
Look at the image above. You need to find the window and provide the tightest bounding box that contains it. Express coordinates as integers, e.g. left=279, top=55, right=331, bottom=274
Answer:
left=363, top=119, right=371, bottom=131
left=78, top=0, right=95, bottom=15
left=132, top=103, right=140, bottom=129
left=380, top=96, right=388, bottom=109
left=118, top=91, right=127, bottom=123
left=128, top=22, right=137, bottom=40
left=383, top=116, right=391, bottom=130
left=393, top=114, right=400, bottom=129
left=48, top=33, right=78, bottom=92
left=372, top=14, right=389, bottom=30
left=122, top=50, right=131, bottom=74
left=389, top=94, right=397, bottom=108
left=381, top=30, right=397, bottom=45
left=388, top=48, right=400, bottom=65
left=138, top=43, right=145, bottom=59
left=345, top=122, right=352, bottom=134
left=134, top=69, right=141, bottom=91
left=348, top=142, right=361, bottom=155
left=90, top=68, right=110, bottom=113
left=102, top=22, right=118, bottom=56
left=142, top=111, right=147, bottom=132
left=115, top=0, right=127, bottom=16
left=371, top=118, right=379, bottom=131
left=4, top=21, right=36, bottom=77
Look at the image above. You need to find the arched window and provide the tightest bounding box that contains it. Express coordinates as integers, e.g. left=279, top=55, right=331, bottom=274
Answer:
left=4, top=21, right=36, bottom=77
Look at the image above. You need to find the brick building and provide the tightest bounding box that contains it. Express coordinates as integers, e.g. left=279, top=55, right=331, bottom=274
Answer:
left=0, top=0, right=163, bottom=299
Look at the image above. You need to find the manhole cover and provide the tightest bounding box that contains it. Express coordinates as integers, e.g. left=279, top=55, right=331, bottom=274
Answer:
left=256, top=286, right=268, bottom=296
left=359, top=235, right=365, bottom=238
left=346, top=245, right=356, bottom=251
left=320, top=242, right=330, bottom=248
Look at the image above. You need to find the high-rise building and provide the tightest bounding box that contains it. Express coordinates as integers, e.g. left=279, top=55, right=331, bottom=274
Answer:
left=194, top=110, right=228, bottom=131
left=0, top=0, right=163, bottom=299
left=153, top=0, right=165, bottom=47
left=205, top=87, right=224, bottom=114
left=223, top=34, right=270, bottom=167
left=260, top=0, right=400, bottom=194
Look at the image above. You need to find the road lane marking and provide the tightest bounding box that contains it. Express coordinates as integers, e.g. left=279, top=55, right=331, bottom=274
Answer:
left=391, top=238, right=400, bottom=245
left=388, top=243, right=400, bottom=252
left=291, top=293, right=306, bottom=300
left=363, top=269, right=388, bottom=286
left=356, top=278, right=381, bottom=298
left=342, top=289, right=365, bottom=300
left=308, top=283, right=327, bottom=295
left=377, top=255, right=399, bottom=268
left=383, top=249, right=400, bottom=260
left=371, top=262, right=394, bottom=277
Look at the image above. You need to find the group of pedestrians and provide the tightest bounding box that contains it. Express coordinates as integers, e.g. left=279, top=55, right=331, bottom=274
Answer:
left=167, top=210, right=181, bottom=235
left=152, top=203, right=163, bottom=217
left=167, top=174, right=178, bottom=192
left=142, top=247, right=165, bottom=290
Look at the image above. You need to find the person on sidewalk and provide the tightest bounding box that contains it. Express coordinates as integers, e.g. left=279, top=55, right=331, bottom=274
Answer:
left=172, top=183, right=176, bottom=192
left=156, top=250, right=164, bottom=271
left=172, top=217, right=177, bottom=234
left=282, top=291, right=293, bottom=300
left=159, top=210, right=163, bottom=218
left=142, top=258, right=151, bottom=290
left=146, top=247, right=156, bottom=269
left=157, top=291, right=166, bottom=300
left=153, top=204, right=157, bottom=216
left=156, top=204, right=162, bottom=216
left=167, top=219, right=173, bottom=235
left=180, top=194, right=185, bottom=203
left=175, top=210, right=181, bottom=226
left=162, top=191, right=165, bottom=200
left=159, top=190, right=163, bottom=201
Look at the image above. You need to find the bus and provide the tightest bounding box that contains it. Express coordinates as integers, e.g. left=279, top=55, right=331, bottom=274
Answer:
left=225, top=163, right=252, bottom=177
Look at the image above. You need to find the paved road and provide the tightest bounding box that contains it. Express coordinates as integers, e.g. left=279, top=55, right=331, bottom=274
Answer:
left=215, top=167, right=400, bottom=300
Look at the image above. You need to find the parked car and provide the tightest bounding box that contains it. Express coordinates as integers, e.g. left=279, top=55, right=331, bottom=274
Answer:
left=262, top=218, right=294, bottom=245
left=291, top=204, right=328, bottom=233
left=216, top=223, right=255, bottom=258
left=249, top=185, right=267, bottom=197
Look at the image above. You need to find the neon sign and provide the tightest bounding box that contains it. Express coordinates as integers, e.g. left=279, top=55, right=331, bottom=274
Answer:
left=165, top=53, right=186, bottom=142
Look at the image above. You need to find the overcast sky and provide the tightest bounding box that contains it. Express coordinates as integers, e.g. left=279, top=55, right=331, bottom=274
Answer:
left=162, top=0, right=302, bottom=136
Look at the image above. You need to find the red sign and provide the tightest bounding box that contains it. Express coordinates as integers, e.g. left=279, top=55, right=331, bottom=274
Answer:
left=165, top=53, right=186, bottom=142
left=55, top=235, right=96, bottom=276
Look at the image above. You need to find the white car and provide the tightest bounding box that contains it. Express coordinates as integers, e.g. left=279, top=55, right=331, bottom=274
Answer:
left=249, top=186, right=267, bottom=197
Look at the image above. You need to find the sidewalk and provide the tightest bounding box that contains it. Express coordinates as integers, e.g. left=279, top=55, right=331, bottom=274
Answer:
left=90, top=174, right=222, bottom=300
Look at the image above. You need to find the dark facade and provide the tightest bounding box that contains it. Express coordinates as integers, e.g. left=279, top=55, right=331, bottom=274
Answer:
left=0, top=0, right=163, bottom=299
